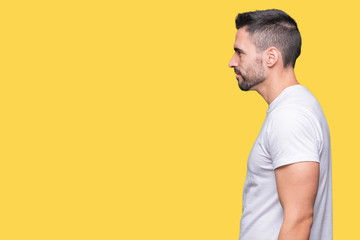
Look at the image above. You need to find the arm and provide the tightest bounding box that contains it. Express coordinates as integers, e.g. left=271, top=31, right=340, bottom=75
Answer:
left=275, top=161, right=319, bottom=240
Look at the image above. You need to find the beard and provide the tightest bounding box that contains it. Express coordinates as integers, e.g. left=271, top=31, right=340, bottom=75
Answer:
left=236, top=57, right=266, bottom=91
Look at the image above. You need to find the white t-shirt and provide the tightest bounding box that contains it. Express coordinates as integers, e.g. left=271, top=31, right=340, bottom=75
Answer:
left=239, top=84, right=333, bottom=240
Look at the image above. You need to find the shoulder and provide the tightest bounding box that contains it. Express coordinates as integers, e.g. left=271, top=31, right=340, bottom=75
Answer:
left=267, top=106, right=317, bottom=131
left=264, top=107, right=323, bottom=169
left=266, top=105, right=322, bottom=150
left=266, top=104, right=323, bottom=143
left=266, top=85, right=324, bottom=132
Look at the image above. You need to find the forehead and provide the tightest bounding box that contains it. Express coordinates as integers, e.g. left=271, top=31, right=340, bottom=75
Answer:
left=234, top=27, right=256, bottom=52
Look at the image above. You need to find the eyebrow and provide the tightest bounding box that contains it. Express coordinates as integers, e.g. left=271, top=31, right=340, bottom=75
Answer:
left=234, top=47, right=245, bottom=53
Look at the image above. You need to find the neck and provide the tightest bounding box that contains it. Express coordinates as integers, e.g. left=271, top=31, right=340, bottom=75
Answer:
left=256, top=67, right=299, bottom=105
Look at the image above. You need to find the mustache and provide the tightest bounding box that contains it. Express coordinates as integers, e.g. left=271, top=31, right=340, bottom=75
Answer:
left=234, top=69, right=241, bottom=75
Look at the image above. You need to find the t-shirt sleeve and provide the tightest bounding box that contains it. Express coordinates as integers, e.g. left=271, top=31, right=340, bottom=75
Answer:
left=266, top=109, right=322, bottom=170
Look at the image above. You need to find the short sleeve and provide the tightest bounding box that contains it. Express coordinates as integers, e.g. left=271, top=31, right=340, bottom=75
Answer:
left=266, top=109, right=321, bottom=170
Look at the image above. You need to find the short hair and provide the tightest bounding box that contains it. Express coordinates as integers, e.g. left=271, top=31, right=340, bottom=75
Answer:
left=235, top=9, right=302, bottom=68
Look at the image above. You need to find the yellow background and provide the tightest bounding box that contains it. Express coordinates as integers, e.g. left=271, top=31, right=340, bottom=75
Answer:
left=0, top=0, right=358, bottom=239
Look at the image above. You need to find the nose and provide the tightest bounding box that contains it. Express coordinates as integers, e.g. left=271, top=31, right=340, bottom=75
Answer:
left=228, top=53, right=238, bottom=68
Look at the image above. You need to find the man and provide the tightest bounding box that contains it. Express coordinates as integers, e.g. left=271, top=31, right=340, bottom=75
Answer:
left=228, top=9, right=332, bottom=240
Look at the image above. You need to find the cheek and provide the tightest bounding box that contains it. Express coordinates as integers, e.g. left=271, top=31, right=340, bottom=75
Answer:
left=240, top=62, right=249, bottom=73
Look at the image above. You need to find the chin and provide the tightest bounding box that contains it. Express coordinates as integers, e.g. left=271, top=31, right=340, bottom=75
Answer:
left=239, top=85, right=251, bottom=91
left=238, top=81, right=250, bottom=91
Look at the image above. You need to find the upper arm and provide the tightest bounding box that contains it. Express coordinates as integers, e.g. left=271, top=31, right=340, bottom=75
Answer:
left=268, top=109, right=322, bottom=220
left=275, top=161, right=319, bottom=220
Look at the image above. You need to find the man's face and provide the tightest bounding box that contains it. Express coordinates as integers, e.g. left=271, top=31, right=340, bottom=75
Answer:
left=229, top=28, right=266, bottom=91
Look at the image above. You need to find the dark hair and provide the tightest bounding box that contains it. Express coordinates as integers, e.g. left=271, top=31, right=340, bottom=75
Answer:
left=235, top=9, right=301, bottom=68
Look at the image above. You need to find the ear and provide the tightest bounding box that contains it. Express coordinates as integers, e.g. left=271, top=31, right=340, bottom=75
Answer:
left=265, top=47, right=280, bottom=67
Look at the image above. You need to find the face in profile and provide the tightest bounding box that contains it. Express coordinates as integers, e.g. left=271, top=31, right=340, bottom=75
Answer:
left=229, top=28, right=266, bottom=91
